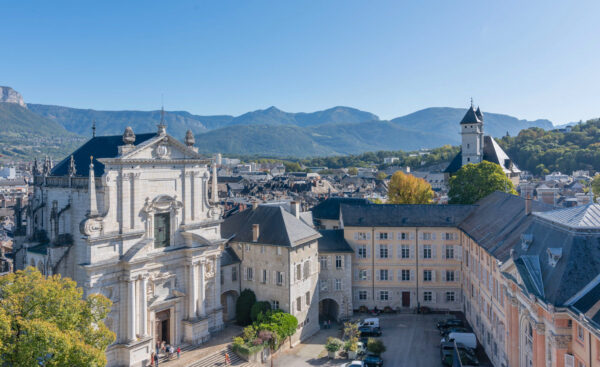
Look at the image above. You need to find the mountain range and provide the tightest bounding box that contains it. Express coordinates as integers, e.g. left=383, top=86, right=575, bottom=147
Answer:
left=0, top=86, right=555, bottom=159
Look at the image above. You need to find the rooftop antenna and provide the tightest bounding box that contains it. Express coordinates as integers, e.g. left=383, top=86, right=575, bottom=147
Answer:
left=92, top=119, right=96, bottom=138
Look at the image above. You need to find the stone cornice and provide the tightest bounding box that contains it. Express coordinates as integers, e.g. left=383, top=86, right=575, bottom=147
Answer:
left=99, top=158, right=211, bottom=165
left=85, top=229, right=145, bottom=244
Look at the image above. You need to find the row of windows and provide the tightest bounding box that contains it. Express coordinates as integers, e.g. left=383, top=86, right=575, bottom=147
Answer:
left=354, top=231, right=459, bottom=241
left=356, top=244, right=457, bottom=259
left=357, top=290, right=456, bottom=302
left=295, top=291, right=311, bottom=312
left=243, top=243, right=283, bottom=255
left=244, top=267, right=284, bottom=285
left=356, top=269, right=457, bottom=282
left=320, top=278, right=343, bottom=291
left=319, top=255, right=344, bottom=270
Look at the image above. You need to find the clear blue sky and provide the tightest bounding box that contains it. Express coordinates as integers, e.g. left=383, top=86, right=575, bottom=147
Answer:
left=2, top=0, right=599, bottom=124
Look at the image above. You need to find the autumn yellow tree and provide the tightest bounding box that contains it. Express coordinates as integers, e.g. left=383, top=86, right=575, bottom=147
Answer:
left=387, top=171, right=434, bottom=204
left=0, top=267, right=115, bottom=367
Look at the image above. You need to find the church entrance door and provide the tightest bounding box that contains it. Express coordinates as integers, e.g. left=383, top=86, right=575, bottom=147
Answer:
left=155, top=309, right=171, bottom=344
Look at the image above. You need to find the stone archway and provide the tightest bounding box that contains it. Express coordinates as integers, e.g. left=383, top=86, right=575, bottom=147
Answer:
left=519, top=316, right=534, bottom=367
left=220, top=290, right=239, bottom=322
left=319, top=298, right=340, bottom=323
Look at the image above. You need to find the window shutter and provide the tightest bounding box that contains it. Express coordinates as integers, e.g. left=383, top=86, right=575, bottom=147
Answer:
left=283, top=272, right=286, bottom=288
left=327, top=256, right=332, bottom=269
left=432, top=291, right=437, bottom=303
left=354, top=269, right=359, bottom=281
left=367, top=271, right=371, bottom=281
left=272, top=270, right=276, bottom=284
left=366, top=245, right=371, bottom=258
left=354, top=232, right=358, bottom=240
left=341, top=279, right=344, bottom=290
left=410, top=232, right=415, bottom=240
left=397, top=244, right=401, bottom=258
left=388, top=291, right=393, bottom=301
left=410, top=269, right=415, bottom=281
left=432, top=233, right=436, bottom=240
left=432, top=245, right=437, bottom=259
left=457, top=271, right=461, bottom=283
left=441, top=245, right=446, bottom=259
left=354, top=291, right=358, bottom=301
left=418, top=232, right=423, bottom=240
left=376, top=270, right=380, bottom=281
left=243, top=267, right=247, bottom=280
left=442, top=270, right=446, bottom=282
left=376, top=244, right=380, bottom=258
left=457, top=246, right=463, bottom=260
left=432, top=270, right=437, bottom=282
left=397, top=232, right=401, bottom=240
left=367, top=232, right=371, bottom=240
left=397, top=270, right=401, bottom=281
left=419, top=246, right=423, bottom=259
left=410, top=245, right=415, bottom=259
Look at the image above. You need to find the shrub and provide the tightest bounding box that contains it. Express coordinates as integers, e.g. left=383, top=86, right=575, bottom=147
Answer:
left=250, top=301, right=272, bottom=322
left=236, top=289, right=257, bottom=325
left=325, top=337, right=343, bottom=352
left=367, top=338, right=386, bottom=355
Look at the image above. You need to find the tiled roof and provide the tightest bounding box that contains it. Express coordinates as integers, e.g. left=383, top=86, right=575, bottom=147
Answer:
left=341, top=203, right=475, bottom=227
left=572, top=281, right=600, bottom=325
left=221, top=205, right=320, bottom=247
left=221, top=246, right=241, bottom=266
left=460, top=106, right=483, bottom=125
left=311, top=197, right=371, bottom=220
left=317, top=229, right=354, bottom=253
left=534, top=203, right=600, bottom=229
left=27, top=243, right=48, bottom=255
left=51, top=133, right=156, bottom=177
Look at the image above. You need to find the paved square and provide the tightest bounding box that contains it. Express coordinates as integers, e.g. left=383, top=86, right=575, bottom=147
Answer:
left=273, top=313, right=491, bottom=367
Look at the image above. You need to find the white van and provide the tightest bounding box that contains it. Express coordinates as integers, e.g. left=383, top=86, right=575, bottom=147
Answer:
left=441, top=332, right=477, bottom=350
left=360, top=318, right=380, bottom=328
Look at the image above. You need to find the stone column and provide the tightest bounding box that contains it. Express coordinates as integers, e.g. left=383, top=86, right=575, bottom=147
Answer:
left=189, top=264, right=197, bottom=319
left=199, top=261, right=206, bottom=317
left=215, top=256, right=221, bottom=300
left=127, top=279, right=137, bottom=342
left=140, top=276, right=148, bottom=337
left=121, top=173, right=131, bottom=232
left=132, top=173, right=141, bottom=229
left=181, top=171, right=187, bottom=225
left=533, top=322, right=546, bottom=367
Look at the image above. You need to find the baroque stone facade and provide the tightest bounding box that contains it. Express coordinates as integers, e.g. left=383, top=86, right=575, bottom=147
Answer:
left=15, top=125, right=226, bottom=367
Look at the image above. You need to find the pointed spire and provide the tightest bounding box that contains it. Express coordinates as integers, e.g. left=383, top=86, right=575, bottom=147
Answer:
left=211, top=154, right=219, bottom=204
left=470, top=97, right=474, bottom=108
left=33, top=157, right=40, bottom=176
left=475, top=106, right=483, bottom=121
left=92, top=120, right=96, bottom=138
left=88, top=156, right=98, bottom=216
left=68, top=155, right=76, bottom=176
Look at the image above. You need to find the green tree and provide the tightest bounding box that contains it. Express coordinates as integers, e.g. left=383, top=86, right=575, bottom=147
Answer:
left=591, top=174, right=600, bottom=201
left=250, top=301, right=271, bottom=322
left=267, top=310, right=298, bottom=347
left=367, top=338, right=386, bottom=355
left=376, top=171, right=388, bottom=180
left=387, top=171, right=434, bottom=204
left=448, top=161, right=517, bottom=204
left=236, top=289, right=257, bottom=326
left=0, top=267, right=115, bottom=367
left=347, top=167, right=359, bottom=176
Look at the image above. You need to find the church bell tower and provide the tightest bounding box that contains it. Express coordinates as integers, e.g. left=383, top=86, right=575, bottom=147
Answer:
left=460, top=100, right=484, bottom=165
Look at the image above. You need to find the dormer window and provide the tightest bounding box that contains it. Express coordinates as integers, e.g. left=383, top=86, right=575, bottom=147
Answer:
left=521, top=233, right=533, bottom=250
left=547, top=248, right=562, bottom=267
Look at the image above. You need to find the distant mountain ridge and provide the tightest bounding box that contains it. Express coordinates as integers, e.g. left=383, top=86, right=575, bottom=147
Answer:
left=0, top=86, right=556, bottom=159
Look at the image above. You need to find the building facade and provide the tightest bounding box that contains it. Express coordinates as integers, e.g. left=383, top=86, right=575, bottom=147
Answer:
left=15, top=124, right=226, bottom=367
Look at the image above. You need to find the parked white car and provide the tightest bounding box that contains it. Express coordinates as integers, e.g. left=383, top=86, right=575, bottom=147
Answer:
left=357, top=341, right=367, bottom=355
left=343, top=361, right=365, bottom=367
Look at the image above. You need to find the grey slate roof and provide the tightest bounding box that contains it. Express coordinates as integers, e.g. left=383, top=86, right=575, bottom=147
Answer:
left=221, top=246, right=241, bottom=266
left=444, top=136, right=520, bottom=174
left=341, top=203, right=475, bottom=228
left=221, top=205, right=321, bottom=247
left=460, top=106, right=483, bottom=125
left=534, top=203, right=600, bottom=229
left=51, top=133, right=156, bottom=177
left=27, top=243, right=48, bottom=255
left=312, top=197, right=372, bottom=220
left=511, top=217, right=600, bottom=306
left=317, top=229, right=354, bottom=253
left=458, top=192, right=553, bottom=262
left=572, top=281, right=600, bottom=325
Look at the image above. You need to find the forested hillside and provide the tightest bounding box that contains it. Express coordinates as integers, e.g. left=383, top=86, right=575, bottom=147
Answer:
left=498, top=119, right=600, bottom=175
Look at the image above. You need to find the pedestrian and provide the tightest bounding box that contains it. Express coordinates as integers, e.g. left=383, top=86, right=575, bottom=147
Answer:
left=154, top=352, right=159, bottom=367
left=169, top=345, right=174, bottom=359
left=225, top=352, right=231, bottom=365
left=177, top=346, right=181, bottom=359
left=161, top=341, right=166, bottom=353
left=150, top=352, right=155, bottom=366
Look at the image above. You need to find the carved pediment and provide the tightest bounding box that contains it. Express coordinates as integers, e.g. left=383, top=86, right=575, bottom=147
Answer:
left=121, top=135, right=203, bottom=161
left=142, top=195, right=183, bottom=214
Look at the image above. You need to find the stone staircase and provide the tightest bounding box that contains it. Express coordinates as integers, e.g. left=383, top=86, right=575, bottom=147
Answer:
left=186, top=346, right=255, bottom=367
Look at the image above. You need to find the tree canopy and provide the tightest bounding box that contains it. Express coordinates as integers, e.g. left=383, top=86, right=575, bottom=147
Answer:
left=448, top=161, right=517, bottom=204
left=387, top=171, right=434, bottom=204
left=0, top=267, right=115, bottom=367
left=236, top=289, right=257, bottom=326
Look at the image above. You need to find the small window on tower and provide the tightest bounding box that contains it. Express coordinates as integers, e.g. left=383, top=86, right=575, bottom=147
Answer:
left=467, top=144, right=470, bottom=149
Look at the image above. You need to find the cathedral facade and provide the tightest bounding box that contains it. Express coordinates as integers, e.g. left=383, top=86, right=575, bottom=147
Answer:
left=16, top=123, right=225, bottom=367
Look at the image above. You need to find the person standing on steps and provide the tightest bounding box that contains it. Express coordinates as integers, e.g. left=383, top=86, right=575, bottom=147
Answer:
left=225, top=352, right=231, bottom=365
left=177, top=346, right=180, bottom=359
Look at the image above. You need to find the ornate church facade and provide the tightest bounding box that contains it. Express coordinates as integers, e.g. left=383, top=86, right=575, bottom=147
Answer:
left=15, top=122, right=225, bottom=366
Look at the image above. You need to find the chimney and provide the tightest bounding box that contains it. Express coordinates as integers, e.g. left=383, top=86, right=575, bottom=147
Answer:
left=252, top=224, right=259, bottom=242
left=522, top=183, right=533, bottom=215
left=252, top=201, right=259, bottom=210
left=290, top=201, right=300, bottom=219
left=525, top=192, right=532, bottom=215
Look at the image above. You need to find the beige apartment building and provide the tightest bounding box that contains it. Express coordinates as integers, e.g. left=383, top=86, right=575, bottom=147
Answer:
left=339, top=204, right=473, bottom=311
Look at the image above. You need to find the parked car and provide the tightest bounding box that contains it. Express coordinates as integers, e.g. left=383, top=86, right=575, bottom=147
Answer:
left=343, top=361, right=365, bottom=367
left=363, top=353, right=384, bottom=367
left=441, top=332, right=477, bottom=350
left=441, top=347, right=479, bottom=366
left=360, top=317, right=380, bottom=328
left=356, top=341, right=367, bottom=356
left=359, top=326, right=382, bottom=337
left=436, top=318, right=464, bottom=329
left=440, top=326, right=470, bottom=336
left=440, top=341, right=476, bottom=358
